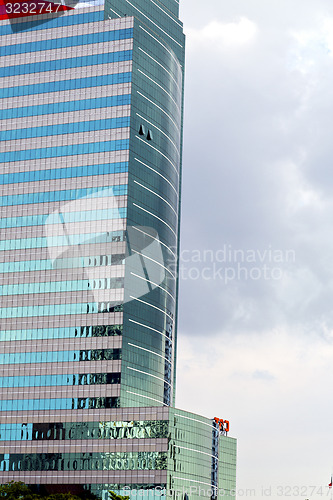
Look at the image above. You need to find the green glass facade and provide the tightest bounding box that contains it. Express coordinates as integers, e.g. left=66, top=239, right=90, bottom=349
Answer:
left=110, top=0, right=185, bottom=408
left=0, top=407, right=236, bottom=500
left=218, top=436, right=237, bottom=500
left=0, top=0, right=236, bottom=497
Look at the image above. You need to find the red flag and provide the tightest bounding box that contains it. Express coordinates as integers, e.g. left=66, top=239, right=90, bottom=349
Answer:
left=329, top=476, right=332, bottom=488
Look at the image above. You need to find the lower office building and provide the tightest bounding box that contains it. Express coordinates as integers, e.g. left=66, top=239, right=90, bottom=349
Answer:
left=0, top=0, right=237, bottom=498
left=0, top=407, right=236, bottom=500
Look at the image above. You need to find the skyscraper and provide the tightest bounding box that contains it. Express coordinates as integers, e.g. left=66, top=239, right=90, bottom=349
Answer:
left=0, top=1, right=236, bottom=499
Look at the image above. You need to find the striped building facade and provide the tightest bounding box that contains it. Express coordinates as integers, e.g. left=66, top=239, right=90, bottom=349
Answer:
left=0, top=1, right=236, bottom=498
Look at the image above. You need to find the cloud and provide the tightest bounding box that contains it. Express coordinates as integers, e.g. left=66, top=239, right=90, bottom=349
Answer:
left=178, top=1, right=333, bottom=497
left=290, top=17, right=333, bottom=69
left=178, top=3, right=333, bottom=341
left=186, top=18, right=258, bottom=50
left=176, top=330, right=333, bottom=494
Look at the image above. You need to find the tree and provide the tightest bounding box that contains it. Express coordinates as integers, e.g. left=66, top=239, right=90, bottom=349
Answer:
left=0, top=484, right=99, bottom=500
left=45, top=495, right=82, bottom=500
left=0, top=482, right=40, bottom=500
left=108, top=491, right=130, bottom=500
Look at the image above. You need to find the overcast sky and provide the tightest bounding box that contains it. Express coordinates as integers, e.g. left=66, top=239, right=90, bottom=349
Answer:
left=176, top=1, right=333, bottom=498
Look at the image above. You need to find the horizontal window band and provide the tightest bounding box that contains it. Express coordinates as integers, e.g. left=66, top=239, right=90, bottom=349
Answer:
left=148, top=0, right=183, bottom=27
left=0, top=450, right=167, bottom=471
left=132, top=163, right=177, bottom=202
left=0, top=418, right=168, bottom=441
left=1, top=207, right=127, bottom=229
left=131, top=226, right=177, bottom=262
left=1, top=50, right=133, bottom=78
left=0, top=253, right=125, bottom=274
left=176, top=445, right=216, bottom=459
left=0, top=302, right=123, bottom=319
left=125, top=390, right=166, bottom=406
left=133, top=202, right=177, bottom=238
left=133, top=180, right=177, bottom=215
left=0, top=348, right=121, bottom=365
left=139, top=25, right=180, bottom=68
left=135, top=135, right=178, bottom=175
left=78, top=484, right=167, bottom=493
left=0, top=10, right=104, bottom=36
left=0, top=230, right=125, bottom=252
left=0, top=161, right=128, bottom=186
left=0, top=93, right=131, bottom=121
left=0, top=325, right=123, bottom=342
left=2, top=27, right=133, bottom=56
left=0, top=372, right=121, bottom=389
left=127, top=366, right=170, bottom=386
left=137, top=91, right=180, bottom=133
left=1, top=184, right=127, bottom=207
left=2, top=116, right=130, bottom=142
left=0, top=71, right=131, bottom=99
left=130, top=272, right=175, bottom=302
left=131, top=249, right=176, bottom=280
left=0, top=396, right=120, bottom=413
left=0, top=276, right=124, bottom=296
left=0, top=138, right=129, bottom=163
left=138, top=47, right=181, bottom=91
left=138, top=69, right=180, bottom=112
left=130, top=296, right=173, bottom=321
left=128, top=342, right=171, bottom=363
left=128, top=318, right=171, bottom=341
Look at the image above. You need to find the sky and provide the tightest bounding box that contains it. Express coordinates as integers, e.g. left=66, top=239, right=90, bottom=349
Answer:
left=176, top=1, right=333, bottom=498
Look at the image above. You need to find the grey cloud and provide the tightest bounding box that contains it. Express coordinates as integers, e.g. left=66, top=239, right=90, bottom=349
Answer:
left=178, top=0, right=333, bottom=339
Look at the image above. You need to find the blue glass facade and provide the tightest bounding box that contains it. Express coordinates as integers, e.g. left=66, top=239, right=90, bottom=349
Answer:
left=0, top=0, right=236, bottom=498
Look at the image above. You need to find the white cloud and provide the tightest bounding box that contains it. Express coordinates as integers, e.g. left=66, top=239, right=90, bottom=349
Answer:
left=289, top=17, right=333, bottom=75
left=323, top=18, right=333, bottom=53
left=291, top=17, right=333, bottom=55
left=187, top=18, right=258, bottom=50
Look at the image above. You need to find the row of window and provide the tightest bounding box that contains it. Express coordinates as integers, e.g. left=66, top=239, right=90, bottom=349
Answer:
left=78, top=324, right=123, bottom=337
left=89, top=484, right=166, bottom=500
left=0, top=301, right=123, bottom=318
left=0, top=230, right=125, bottom=251
left=2, top=116, right=130, bottom=141
left=0, top=138, right=129, bottom=163
left=0, top=372, right=121, bottom=389
left=0, top=348, right=121, bottom=365
left=1, top=207, right=127, bottom=229
left=0, top=451, right=167, bottom=471
left=0, top=277, right=124, bottom=296
left=90, top=278, right=124, bottom=289
left=69, top=253, right=125, bottom=268
left=3, top=27, right=133, bottom=56
left=0, top=419, right=168, bottom=441
left=1, top=184, right=126, bottom=207
left=0, top=253, right=125, bottom=274
left=0, top=93, right=131, bottom=121
left=0, top=10, right=104, bottom=36
left=0, top=161, right=128, bottom=186
left=2, top=50, right=133, bottom=78
left=1, top=71, right=131, bottom=99
left=0, top=396, right=120, bottom=412
left=137, top=68, right=181, bottom=114
left=0, top=324, right=123, bottom=342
